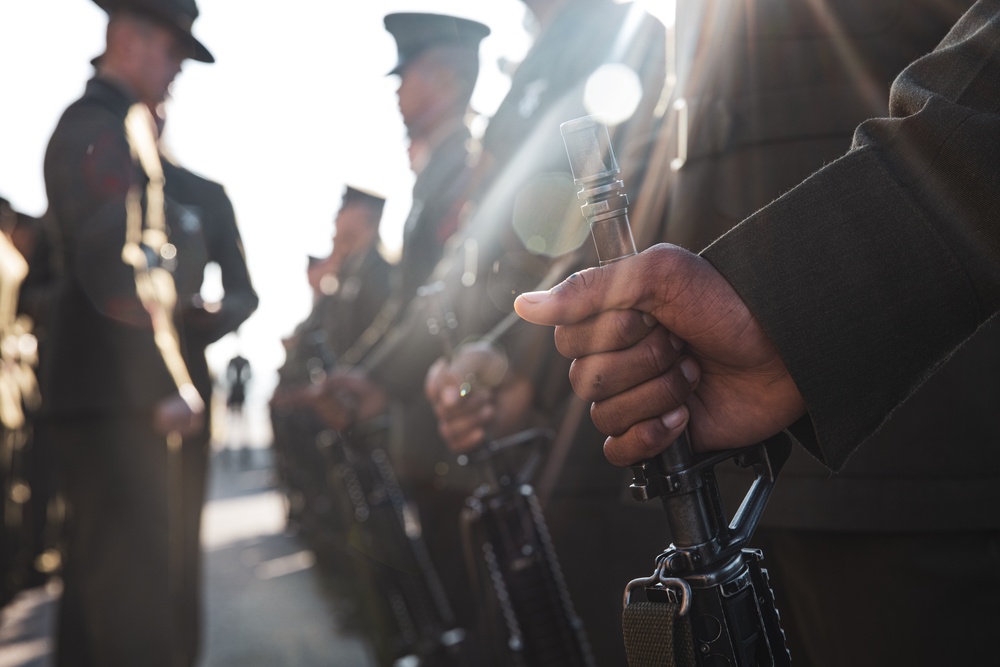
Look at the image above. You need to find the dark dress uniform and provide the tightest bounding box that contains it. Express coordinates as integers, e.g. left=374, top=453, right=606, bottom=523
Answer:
left=272, top=242, right=391, bottom=511
left=366, top=4, right=670, bottom=664
left=660, top=1, right=999, bottom=664
left=486, top=5, right=672, bottom=664
left=314, top=14, right=491, bottom=664
left=0, top=199, right=47, bottom=605
left=41, top=72, right=243, bottom=667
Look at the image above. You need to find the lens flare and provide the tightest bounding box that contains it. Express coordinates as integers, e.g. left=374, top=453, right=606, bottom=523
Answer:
left=583, top=63, right=643, bottom=127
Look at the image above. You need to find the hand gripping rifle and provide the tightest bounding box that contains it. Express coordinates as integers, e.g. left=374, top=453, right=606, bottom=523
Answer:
left=319, top=364, right=473, bottom=666
left=335, top=414, right=472, bottom=667
left=418, top=282, right=594, bottom=667
left=458, top=428, right=594, bottom=667
left=559, top=116, right=792, bottom=667
left=274, top=321, right=470, bottom=665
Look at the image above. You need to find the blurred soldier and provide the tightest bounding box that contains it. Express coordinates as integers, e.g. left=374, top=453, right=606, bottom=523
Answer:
left=419, top=1, right=670, bottom=663
left=40, top=1, right=221, bottom=665
left=304, top=13, right=489, bottom=663
left=269, top=186, right=390, bottom=548
left=310, top=186, right=391, bottom=360
left=384, top=13, right=487, bottom=306
left=224, top=351, right=251, bottom=458
left=0, top=196, right=45, bottom=606
left=268, top=186, right=390, bottom=635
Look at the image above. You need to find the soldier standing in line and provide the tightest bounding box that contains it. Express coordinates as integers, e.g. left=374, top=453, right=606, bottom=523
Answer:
left=316, top=2, right=668, bottom=662
left=268, top=186, right=391, bottom=618
left=40, top=1, right=221, bottom=664
left=303, top=16, right=490, bottom=660
left=420, top=1, right=671, bottom=663
left=0, top=196, right=46, bottom=606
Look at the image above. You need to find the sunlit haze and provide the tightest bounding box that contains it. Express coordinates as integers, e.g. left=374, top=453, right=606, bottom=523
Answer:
left=0, top=1, right=537, bottom=443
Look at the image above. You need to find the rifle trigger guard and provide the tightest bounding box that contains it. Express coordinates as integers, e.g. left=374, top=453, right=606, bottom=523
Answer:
left=622, top=559, right=692, bottom=616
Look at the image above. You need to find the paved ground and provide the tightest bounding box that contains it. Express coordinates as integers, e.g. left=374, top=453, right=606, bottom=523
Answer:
left=0, top=446, right=377, bottom=667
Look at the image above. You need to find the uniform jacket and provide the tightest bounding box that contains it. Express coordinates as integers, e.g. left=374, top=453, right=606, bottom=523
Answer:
left=43, top=77, right=177, bottom=415
left=396, top=121, right=474, bottom=306
left=280, top=243, right=391, bottom=387
left=362, top=1, right=668, bottom=493
left=699, top=0, right=1000, bottom=529
left=355, top=119, right=475, bottom=390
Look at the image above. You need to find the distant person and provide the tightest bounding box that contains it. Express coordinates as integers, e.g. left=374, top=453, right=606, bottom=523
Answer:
left=0, top=196, right=46, bottom=605
left=226, top=353, right=250, bottom=419
left=40, top=0, right=227, bottom=665
left=223, top=349, right=252, bottom=467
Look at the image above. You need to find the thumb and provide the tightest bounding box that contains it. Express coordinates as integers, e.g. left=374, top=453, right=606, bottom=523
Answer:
left=513, top=264, right=626, bottom=326
left=514, top=245, right=676, bottom=326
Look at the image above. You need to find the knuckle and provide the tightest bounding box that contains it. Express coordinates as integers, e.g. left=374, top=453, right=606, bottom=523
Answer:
left=603, top=438, right=629, bottom=467
left=590, top=399, right=627, bottom=437
left=561, top=267, right=600, bottom=294
left=611, top=312, right=634, bottom=347
left=640, top=333, right=673, bottom=375
left=652, top=369, right=685, bottom=407
left=552, top=325, right=574, bottom=358
left=569, top=359, right=601, bottom=402
left=630, top=419, right=670, bottom=458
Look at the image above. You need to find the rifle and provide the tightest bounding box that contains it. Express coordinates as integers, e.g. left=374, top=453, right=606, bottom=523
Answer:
left=559, top=116, right=792, bottom=667
left=275, top=324, right=472, bottom=666
left=458, top=428, right=595, bottom=667
left=420, top=282, right=595, bottom=667
left=332, top=416, right=473, bottom=667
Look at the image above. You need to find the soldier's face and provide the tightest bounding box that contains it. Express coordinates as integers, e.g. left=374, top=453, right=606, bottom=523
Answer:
left=135, top=24, right=185, bottom=105
left=333, top=205, right=375, bottom=255
left=395, top=53, right=447, bottom=134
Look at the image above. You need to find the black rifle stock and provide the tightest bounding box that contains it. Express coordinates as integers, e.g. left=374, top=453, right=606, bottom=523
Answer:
left=559, top=116, right=792, bottom=667
left=458, top=428, right=594, bottom=667
left=418, top=282, right=594, bottom=667
left=283, top=328, right=472, bottom=666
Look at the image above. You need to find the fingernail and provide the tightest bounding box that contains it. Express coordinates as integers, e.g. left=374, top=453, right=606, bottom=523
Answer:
left=680, top=358, right=700, bottom=383
left=662, top=407, right=685, bottom=429
left=641, top=312, right=657, bottom=328
left=668, top=333, right=684, bottom=351
left=516, top=290, right=548, bottom=304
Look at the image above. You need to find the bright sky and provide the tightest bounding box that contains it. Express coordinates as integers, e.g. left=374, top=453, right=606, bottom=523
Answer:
left=0, top=0, right=538, bottom=438
left=0, top=0, right=674, bottom=444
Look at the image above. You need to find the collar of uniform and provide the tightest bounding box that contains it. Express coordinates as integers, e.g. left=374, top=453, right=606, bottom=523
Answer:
left=411, top=115, right=471, bottom=176
left=86, top=75, right=141, bottom=118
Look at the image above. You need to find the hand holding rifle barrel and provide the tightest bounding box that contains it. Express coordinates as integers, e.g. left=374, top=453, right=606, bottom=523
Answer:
left=514, top=116, right=795, bottom=666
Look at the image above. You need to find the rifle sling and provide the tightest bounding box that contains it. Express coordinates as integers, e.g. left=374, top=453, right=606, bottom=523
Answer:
left=622, top=599, right=697, bottom=667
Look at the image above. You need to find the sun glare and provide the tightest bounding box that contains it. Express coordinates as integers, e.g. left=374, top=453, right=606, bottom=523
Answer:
left=583, top=63, right=643, bottom=127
